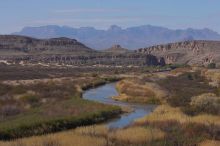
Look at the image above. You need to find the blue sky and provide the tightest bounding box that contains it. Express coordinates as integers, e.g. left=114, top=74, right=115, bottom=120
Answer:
left=1, top=0, right=220, bottom=34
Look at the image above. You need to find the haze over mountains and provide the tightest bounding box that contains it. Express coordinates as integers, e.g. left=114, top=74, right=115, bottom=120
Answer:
left=13, top=25, right=220, bottom=50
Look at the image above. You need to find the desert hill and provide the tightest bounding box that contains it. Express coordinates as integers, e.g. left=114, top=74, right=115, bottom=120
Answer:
left=136, top=40, right=220, bottom=67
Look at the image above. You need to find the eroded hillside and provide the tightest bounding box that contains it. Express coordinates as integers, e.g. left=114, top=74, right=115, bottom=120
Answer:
left=137, top=40, right=220, bottom=67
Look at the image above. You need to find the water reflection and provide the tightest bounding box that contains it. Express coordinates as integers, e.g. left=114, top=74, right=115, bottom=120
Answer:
left=83, top=83, right=155, bottom=128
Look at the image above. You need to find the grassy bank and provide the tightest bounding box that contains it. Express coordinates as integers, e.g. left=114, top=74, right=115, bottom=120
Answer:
left=113, top=77, right=167, bottom=104
left=0, top=125, right=165, bottom=146
left=0, top=75, right=122, bottom=140
left=134, top=105, right=220, bottom=146
left=1, top=67, right=219, bottom=145
left=0, top=100, right=121, bottom=140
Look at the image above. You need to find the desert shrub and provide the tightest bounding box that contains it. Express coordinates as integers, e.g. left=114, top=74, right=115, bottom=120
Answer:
left=161, top=122, right=217, bottom=146
left=0, top=105, right=21, bottom=117
left=216, top=87, right=220, bottom=96
left=11, top=86, right=26, bottom=95
left=157, top=72, right=216, bottom=107
left=207, top=63, right=216, bottom=69
left=91, top=73, right=98, bottom=77
left=20, top=94, right=39, bottom=104
left=190, top=93, right=220, bottom=114
left=199, top=140, right=220, bottom=146
left=0, top=84, right=11, bottom=96
left=201, top=69, right=220, bottom=87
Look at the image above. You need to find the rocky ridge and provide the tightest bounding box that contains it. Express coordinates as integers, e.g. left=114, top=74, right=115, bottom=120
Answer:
left=136, top=40, right=220, bottom=67
left=0, top=35, right=164, bottom=67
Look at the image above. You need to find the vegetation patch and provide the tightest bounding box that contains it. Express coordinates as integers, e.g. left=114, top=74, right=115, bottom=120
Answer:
left=135, top=105, right=220, bottom=146
left=157, top=72, right=217, bottom=108
left=199, top=140, right=220, bottom=146
left=0, top=125, right=165, bottom=146
left=0, top=75, right=122, bottom=140
left=113, top=79, right=166, bottom=104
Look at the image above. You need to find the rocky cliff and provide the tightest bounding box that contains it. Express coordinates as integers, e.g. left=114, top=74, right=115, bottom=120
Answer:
left=0, top=35, right=164, bottom=67
left=0, top=35, right=93, bottom=55
left=136, top=40, right=220, bottom=67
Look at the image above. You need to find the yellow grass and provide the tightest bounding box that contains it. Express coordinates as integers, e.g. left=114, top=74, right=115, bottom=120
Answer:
left=0, top=125, right=165, bottom=146
left=0, top=125, right=107, bottom=146
left=109, top=127, right=165, bottom=144
left=113, top=79, right=167, bottom=103
left=170, top=67, right=193, bottom=75
left=74, top=125, right=108, bottom=137
left=135, top=105, right=220, bottom=126
left=199, top=140, right=220, bottom=146
left=201, top=69, right=220, bottom=87
left=0, top=133, right=106, bottom=146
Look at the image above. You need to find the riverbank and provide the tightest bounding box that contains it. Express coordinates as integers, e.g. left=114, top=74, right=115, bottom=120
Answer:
left=1, top=67, right=219, bottom=146
left=0, top=76, right=122, bottom=140
left=83, top=83, right=155, bottom=128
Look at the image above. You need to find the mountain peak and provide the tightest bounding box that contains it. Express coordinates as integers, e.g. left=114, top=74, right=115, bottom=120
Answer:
left=104, top=44, right=129, bottom=53
left=108, top=25, right=122, bottom=31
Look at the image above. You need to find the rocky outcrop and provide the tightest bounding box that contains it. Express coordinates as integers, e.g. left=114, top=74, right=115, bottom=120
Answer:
left=0, top=53, right=164, bottom=66
left=136, top=40, right=220, bottom=67
left=104, top=45, right=129, bottom=53
left=0, top=35, right=164, bottom=67
left=0, top=35, right=93, bottom=54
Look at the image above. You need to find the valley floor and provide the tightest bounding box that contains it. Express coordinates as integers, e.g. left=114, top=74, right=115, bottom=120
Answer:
left=0, top=66, right=219, bottom=146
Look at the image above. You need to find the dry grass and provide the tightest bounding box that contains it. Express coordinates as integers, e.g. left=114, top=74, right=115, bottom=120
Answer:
left=190, top=93, right=220, bottom=114
left=109, top=127, right=165, bottom=144
left=135, top=105, right=220, bottom=126
left=135, top=105, right=189, bottom=124
left=201, top=69, right=220, bottom=87
left=170, top=67, right=193, bottom=75
left=0, top=134, right=106, bottom=146
left=113, top=79, right=166, bottom=104
left=199, top=140, right=220, bottom=146
left=0, top=126, right=107, bottom=146
left=0, top=125, right=165, bottom=146
left=74, top=125, right=108, bottom=137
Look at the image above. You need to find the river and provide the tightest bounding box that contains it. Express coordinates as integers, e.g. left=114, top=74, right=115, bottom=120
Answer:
left=83, top=83, right=156, bottom=128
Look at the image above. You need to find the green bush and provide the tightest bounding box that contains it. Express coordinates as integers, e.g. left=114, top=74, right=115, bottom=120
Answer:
left=207, top=63, right=216, bottom=69
left=20, top=94, right=39, bottom=105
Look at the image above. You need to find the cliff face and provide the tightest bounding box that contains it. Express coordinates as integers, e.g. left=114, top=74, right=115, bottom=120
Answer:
left=0, top=35, right=93, bottom=55
left=0, top=35, right=163, bottom=67
left=136, top=40, right=220, bottom=67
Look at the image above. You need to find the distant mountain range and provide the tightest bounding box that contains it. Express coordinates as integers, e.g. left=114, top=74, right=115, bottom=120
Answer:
left=13, top=25, right=220, bottom=50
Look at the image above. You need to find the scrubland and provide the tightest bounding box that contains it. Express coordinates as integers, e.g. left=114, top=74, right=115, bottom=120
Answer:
left=0, top=66, right=219, bottom=146
left=0, top=69, right=121, bottom=140
left=0, top=125, right=165, bottom=146
left=111, top=67, right=220, bottom=146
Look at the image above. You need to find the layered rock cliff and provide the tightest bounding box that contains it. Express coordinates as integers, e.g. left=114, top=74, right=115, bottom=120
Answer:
left=0, top=35, right=93, bottom=55
left=136, top=40, right=220, bottom=67
left=0, top=35, right=164, bottom=67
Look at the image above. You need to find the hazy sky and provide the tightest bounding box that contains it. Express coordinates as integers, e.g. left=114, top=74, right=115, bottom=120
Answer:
left=1, top=0, right=220, bottom=34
